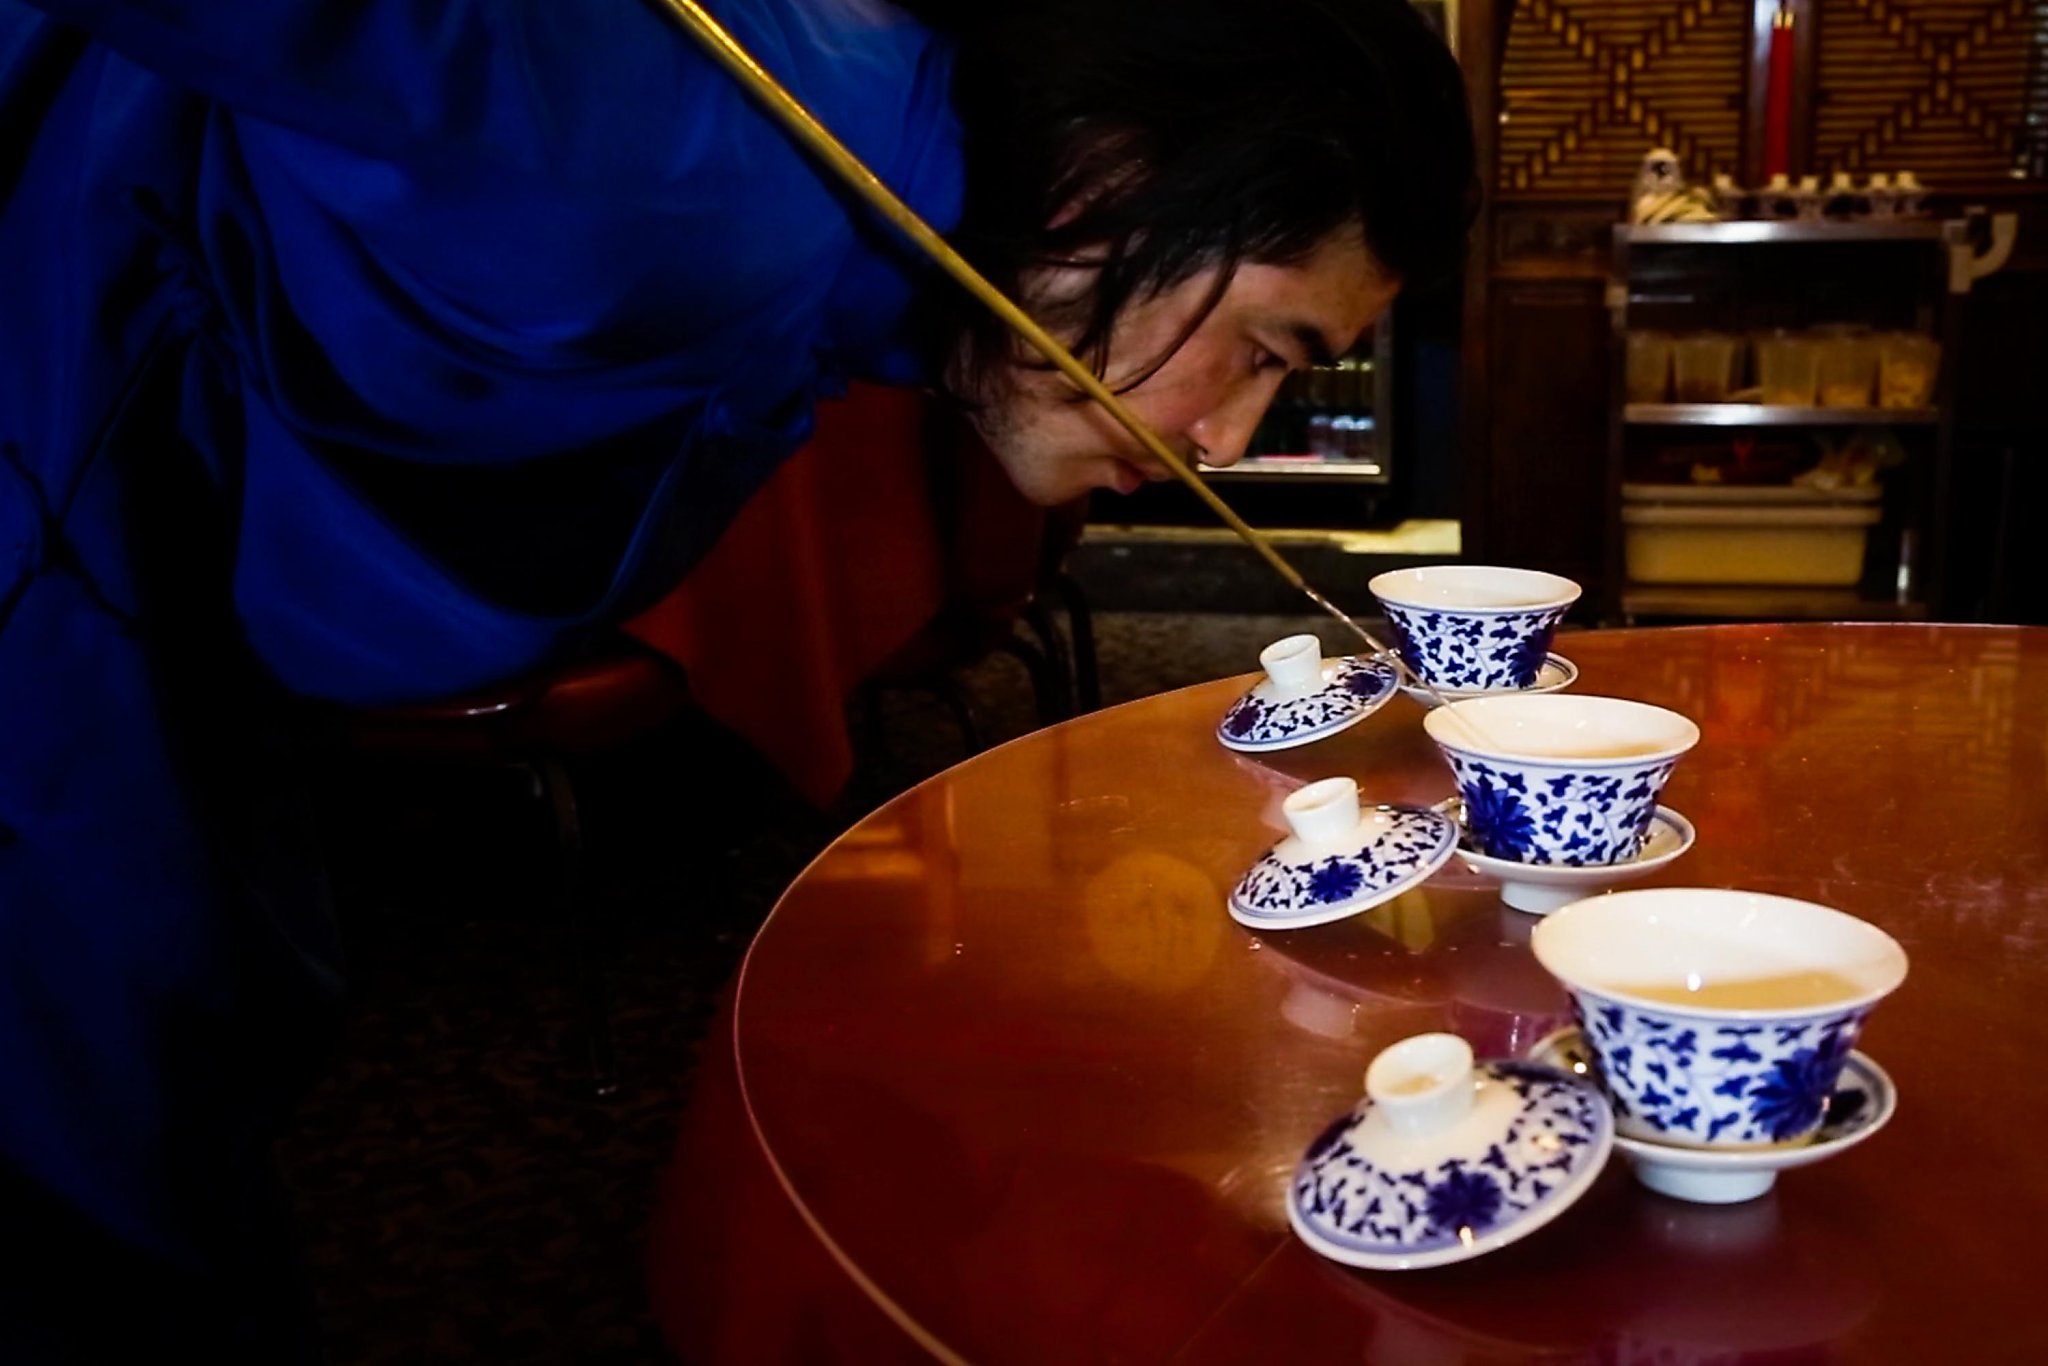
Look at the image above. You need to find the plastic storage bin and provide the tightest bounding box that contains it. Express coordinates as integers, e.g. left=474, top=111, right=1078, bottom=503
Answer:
left=1621, top=483, right=1882, bottom=586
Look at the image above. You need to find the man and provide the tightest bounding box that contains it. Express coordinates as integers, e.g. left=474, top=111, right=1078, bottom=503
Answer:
left=0, top=0, right=1472, bottom=1354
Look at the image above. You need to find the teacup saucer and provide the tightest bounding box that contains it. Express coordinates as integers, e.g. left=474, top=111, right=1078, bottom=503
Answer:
left=1217, top=655, right=1399, bottom=753
left=1434, top=799, right=1696, bottom=914
left=1398, top=653, right=1578, bottom=709
left=1229, top=801, right=1458, bottom=930
left=1529, top=1028, right=1896, bottom=1205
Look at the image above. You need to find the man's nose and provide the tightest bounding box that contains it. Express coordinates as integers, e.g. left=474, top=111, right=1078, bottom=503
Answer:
left=1189, top=379, right=1282, bottom=468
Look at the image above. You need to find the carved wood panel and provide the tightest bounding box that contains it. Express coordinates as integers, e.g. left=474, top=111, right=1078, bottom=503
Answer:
left=1498, top=0, right=1750, bottom=196
left=1812, top=0, right=2043, bottom=187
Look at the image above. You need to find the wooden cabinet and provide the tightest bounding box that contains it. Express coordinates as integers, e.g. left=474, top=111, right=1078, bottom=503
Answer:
left=1483, top=280, right=1611, bottom=587
left=1603, top=219, right=1974, bottom=624
left=1459, top=0, right=2048, bottom=619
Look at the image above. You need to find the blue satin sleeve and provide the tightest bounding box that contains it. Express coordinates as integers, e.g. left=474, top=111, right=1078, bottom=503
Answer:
left=16, top=0, right=961, bottom=702
left=0, top=5, right=960, bottom=1333
left=28, top=0, right=957, bottom=454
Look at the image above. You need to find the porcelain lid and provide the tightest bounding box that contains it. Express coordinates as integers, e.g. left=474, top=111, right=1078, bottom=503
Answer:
left=1228, top=779, right=1458, bottom=930
left=1289, top=1033, right=1615, bottom=1271
left=1217, top=635, right=1397, bottom=753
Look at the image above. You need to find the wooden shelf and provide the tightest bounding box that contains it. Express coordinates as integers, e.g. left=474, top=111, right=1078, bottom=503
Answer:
left=1625, top=404, right=1939, bottom=427
left=1621, top=585, right=1930, bottom=622
left=1201, top=458, right=1389, bottom=483
left=1618, top=221, right=1947, bottom=246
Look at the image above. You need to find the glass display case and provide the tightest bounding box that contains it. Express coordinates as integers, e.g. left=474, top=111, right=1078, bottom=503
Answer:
left=1203, top=319, right=1395, bottom=486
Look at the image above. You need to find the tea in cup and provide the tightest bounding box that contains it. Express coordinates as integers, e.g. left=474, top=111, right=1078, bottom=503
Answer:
left=1423, top=693, right=1699, bottom=866
left=1369, top=566, right=1580, bottom=692
left=1531, top=888, right=1908, bottom=1148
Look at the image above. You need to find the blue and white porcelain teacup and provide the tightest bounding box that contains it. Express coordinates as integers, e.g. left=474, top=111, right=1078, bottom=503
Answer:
left=1423, top=694, right=1699, bottom=867
left=1531, top=888, right=1908, bottom=1149
left=1369, top=566, right=1581, bottom=692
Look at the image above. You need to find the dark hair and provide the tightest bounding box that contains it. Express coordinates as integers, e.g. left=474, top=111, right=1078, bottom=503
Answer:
left=904, top=0, right=1479, bottom=394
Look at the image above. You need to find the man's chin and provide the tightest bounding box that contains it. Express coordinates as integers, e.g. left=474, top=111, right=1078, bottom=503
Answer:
left=1004, top=463, right=1104, bottom=508
left=980, top=437, right=1125, bottom=507
left=1103, top=459, right=1146, bottom=497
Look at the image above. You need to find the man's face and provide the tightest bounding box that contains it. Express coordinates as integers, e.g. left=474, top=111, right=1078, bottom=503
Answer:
left=967, top=231, right=1399, bottom=506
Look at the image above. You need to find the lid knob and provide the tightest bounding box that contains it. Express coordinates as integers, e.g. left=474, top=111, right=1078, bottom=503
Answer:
left=1365, top=1033, right=1477, bottom=1138
left=1282, top=777, right=1362, bottom=850
left=1259, top=634, right=1325, bottom=696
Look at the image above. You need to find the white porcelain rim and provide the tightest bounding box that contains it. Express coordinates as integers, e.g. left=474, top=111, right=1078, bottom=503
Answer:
left=1424, top=693, right=1701, bottom=768
left=1530, top=888, right=1910, bottom=1023
left=1368, top=564, right=1583, bottom=614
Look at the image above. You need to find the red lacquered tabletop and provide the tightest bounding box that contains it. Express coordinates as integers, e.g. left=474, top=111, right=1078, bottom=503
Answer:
left=653, top=624, right=2048, bottom=1363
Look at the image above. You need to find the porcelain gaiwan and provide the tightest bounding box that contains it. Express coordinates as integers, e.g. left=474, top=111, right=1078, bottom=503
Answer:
left=1289, top=1033, right=1614, bottom=1270
left=1424, top=694, right=1699, bottom=868
left=1530, top=889, right=1908, bottom=1149
left=1368, top=565, right=1581, bottom=693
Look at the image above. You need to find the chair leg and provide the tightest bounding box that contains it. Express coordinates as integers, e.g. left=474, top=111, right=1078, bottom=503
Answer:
left=1049, top=572, right=1101, bottom=713
left=853, top=682, right=886, bottom=760
left=928, top=676, right=986, bottom=755
left=845, top=683, right=889, bottom=809
left=995, top=632, right=1067, bottom=728
left=1019, top=599, right=1076, bottom=718
left=534, top=757, right=619, bottom=1099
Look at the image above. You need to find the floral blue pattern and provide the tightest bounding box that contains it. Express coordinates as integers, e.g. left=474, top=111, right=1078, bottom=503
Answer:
left=1216, top=656, right=1398, bottom=751
left=1290, top=1062, right=1610, bottom=1261
left=1230, top=805, right=1457, bottom=923
left=1506, top=629, right=1554, bottom=690
left=1306, top=861, right=1366, bottom=904
left=1461, top=778, right=1538, bottom=861
left=1423, top=1167, right=1505, bottom=1231
left=1571, top=992, right=1871, bottom=1146
left=1381, top=603, right=1568, bottom=691
left=1222, top=701, right=1265, bottom=739
left=1745, top=1030, right=1856, bottom=1141
left=1533, top=1030, right=1889, bottom=1153
left=1441, top=751, right=1677, bottom=866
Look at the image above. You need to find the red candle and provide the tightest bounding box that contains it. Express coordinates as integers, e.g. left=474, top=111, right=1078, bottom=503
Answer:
left=1762, top=6, right=1795, bottom=180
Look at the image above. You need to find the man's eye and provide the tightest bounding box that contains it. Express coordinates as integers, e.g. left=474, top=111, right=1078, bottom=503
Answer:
left=1254, top=347, right=1290, bottom=373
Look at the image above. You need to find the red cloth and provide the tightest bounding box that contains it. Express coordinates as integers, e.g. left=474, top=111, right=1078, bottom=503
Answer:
left=625, top=384, right=1046, bottom=804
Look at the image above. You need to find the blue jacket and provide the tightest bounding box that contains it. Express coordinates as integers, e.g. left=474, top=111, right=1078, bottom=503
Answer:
left=0, top=0, right=959, bottom=1341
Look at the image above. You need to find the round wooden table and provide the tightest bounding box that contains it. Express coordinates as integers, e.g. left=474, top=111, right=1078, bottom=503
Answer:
left=650, top=624, right=2048, bottom=1363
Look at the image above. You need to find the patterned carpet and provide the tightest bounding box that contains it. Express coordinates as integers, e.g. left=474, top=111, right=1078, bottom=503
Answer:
left=280, top=611, right=1331, bottom=1364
